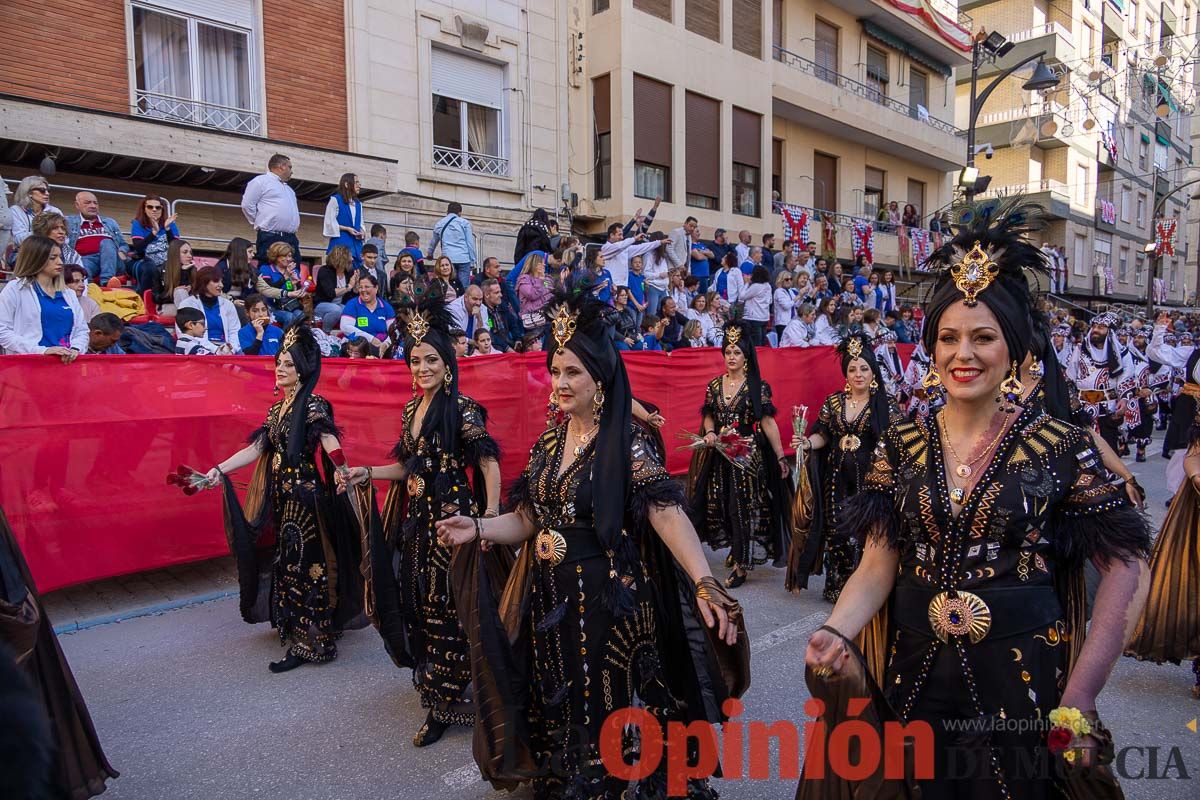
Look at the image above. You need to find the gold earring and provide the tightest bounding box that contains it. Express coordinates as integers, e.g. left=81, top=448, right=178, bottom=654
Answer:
left=592, top=381, right=605, bottom=424
left=870, top=378, right=879, bottom=392
left=843, top=380, right=851, bottom=393
left=997, top=361, right=1024, bottom=413
left=411, top=374, right=419, bottom=396
left=443, top=370, right=453, bottom=390
left=922, top=367, right=942, bottom=390
left=273, top=384, right=280, bottom=397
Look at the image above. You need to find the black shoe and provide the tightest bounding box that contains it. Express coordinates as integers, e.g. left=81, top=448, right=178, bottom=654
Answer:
left=1136, top=454, right=1146, bottom=462
left=268, top=653, right=305, bottom=673
left=724, top=569, right=746, bottom=589
left=413, top=711, right=449, bottom=747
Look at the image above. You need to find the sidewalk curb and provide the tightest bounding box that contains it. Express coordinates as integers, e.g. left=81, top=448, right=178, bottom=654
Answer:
left=53, top=589, right=237, bottom=635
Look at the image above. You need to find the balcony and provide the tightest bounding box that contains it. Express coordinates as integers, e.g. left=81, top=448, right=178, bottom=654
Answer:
left=432, top=145, right=509, bottom=177
left=134, top=90, right=261, bottom=137
left=773, top=45, right=964, bottom=170
left=974, top=103, right=1076, bottom=150
left=965, top=23, right=1075, bottom=83
left=978, top=179, right=1071, bottom=219
left=827, top=0, right=972, bottom=68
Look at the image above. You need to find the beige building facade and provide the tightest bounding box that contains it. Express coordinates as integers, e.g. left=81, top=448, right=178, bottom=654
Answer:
left=961, top=0, right=1195, bottom=308
left=568, top=0, right=970, bottom=269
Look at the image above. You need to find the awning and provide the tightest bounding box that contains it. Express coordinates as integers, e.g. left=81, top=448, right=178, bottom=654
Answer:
left=1143, top=74, right=1179, bottom=113
left=863, top=21, right=952, bottom=78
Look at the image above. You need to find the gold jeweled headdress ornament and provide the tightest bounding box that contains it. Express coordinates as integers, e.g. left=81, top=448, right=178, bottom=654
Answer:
left=725, top=326, right=742, bottom=346
left=407, top=311, right=431, bottom=344
left=846, top=336, right=863, bottom=359
left=551, top=304, right=577, bottom=354
left=282, top=325, right=300, bottom=350
left=949, top=241, right=1001, bottom=307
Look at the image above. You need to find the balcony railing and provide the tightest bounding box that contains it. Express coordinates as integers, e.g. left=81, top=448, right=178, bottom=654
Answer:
left=979, top=178, right=1070, bottom=199
left=926, top=0, right=973, bottom=28
left=134, top=90, right=261, bottom=136
left=1008, top=22, right=1073, bottom=44
left=773, top=46, right=963, bottom=137
left=432, top=145, right=510, bottom=177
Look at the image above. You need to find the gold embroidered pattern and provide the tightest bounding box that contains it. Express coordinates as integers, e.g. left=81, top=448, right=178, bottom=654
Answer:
left=949, top=241, right=1000, bottom=306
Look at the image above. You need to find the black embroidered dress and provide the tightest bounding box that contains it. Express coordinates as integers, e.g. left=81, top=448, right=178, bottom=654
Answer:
left=850, top=406, right=1148, bottom=799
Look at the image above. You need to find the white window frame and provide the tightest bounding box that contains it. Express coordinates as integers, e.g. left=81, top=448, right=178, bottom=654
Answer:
left=126, top=1, right=263, bottom=137
left=1120, top=184, right=1131, bottom=222
left=1118, top=247, right=1128, bottom=283
left=430, top=47, right=509, bottom=178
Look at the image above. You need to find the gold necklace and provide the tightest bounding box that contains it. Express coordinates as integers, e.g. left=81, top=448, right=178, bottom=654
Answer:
left=938, top=413, right=1006, bottom=503
left=723, top=374, right=746, bottom=402
left=568, top=423, right=600, bottom=457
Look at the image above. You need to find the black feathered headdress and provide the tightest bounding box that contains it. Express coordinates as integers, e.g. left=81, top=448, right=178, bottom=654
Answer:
left=545, top=275, right=638, bottom=617
left=835, top=333, right=891, bottom=438
left=402, top=291, right=464, bottom=456
left=279, top=317, right=323, bottom=466
left=921, top=197, right=1049, bottom=366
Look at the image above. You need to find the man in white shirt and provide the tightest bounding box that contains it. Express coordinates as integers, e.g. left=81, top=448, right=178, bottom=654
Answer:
left=599, top=222, right=660, bottom=288
left=242, top=154, right=301, bottom=264
left=734, top=230, right=752, bottom=264
left=447, top=284, right=490, bottom=339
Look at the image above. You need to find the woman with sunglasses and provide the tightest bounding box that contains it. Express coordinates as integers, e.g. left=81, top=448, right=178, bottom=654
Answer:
left=9, top=177, right=61, bottom=251
left=131, top=195, right=180, bottom=293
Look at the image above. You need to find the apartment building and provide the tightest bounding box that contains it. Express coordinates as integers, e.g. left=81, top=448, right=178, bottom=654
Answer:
left=960, top=0, right=1195, bottom=308
left=568, top=0, right=970, bottom=269
left=0, top=0, right=570, bottom=261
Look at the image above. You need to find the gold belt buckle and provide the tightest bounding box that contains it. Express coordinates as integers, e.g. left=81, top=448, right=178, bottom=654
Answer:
left=534, top=529, right=567, bottom=566
left=928, top=590, right=992, bottom=644
left=840, top=434, right=862, bottom=452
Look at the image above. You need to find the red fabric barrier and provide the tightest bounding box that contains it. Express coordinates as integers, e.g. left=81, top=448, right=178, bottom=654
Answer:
left=0, top=345, right=910, bottom=591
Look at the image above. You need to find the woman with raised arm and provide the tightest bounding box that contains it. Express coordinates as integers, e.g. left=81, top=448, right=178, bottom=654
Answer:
left=435, top=284, right=745, bottom=799
left=801, top=200, right=1150, bottom=798
left=790, top=333, right=900, bottom=602
left=341, top=294, right=502, bottom=746
left=688, top=321, right=792, bottom=587
left=200, top=320, right=363, bottom=672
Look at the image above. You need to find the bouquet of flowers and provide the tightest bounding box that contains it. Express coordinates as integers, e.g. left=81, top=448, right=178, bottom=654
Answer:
left=677, top=426, right=754, bottom=470
left=165, top=464, right=217, bottom=496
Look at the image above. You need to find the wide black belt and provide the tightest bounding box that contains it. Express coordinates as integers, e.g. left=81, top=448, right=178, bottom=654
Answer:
left=894, top=585, right=1062, bottom=644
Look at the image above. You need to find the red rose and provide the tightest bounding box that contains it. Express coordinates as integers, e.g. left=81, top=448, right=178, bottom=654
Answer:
left=1047, top=727, right=1072, bottom=753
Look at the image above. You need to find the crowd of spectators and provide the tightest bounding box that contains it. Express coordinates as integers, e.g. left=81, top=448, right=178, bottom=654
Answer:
left=2, top=156, right=1136, bottom=365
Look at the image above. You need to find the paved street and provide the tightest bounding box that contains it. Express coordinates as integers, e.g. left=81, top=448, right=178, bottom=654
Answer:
left=51, top=448, right=1200, bottom=799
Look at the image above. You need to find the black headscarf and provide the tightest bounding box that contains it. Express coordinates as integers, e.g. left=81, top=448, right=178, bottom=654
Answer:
left=836, top=333, right=891, bottom=438
left=402, top=292, right=463, bottom=458
left=280, top=318, right=323, bottom=466
left=545, top=277, right=638, bottom=616
left=922, top=198, right=1047, bottom=372
left=721, top=321, right=765, bottom=419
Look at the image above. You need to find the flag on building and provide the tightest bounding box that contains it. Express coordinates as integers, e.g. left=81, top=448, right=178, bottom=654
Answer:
left=851, top=221, right=874, bottom=265
left=1155, top=217, right=1177, bottom=256
left=778, top=204, right=810, bottom=254
left=821, top=213, right=837, bottom=260
left=910, top=228, right=931, bottom=266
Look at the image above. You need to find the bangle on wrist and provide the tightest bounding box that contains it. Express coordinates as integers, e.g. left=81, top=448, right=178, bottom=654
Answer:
left=473, top=517, right=484, bottom=541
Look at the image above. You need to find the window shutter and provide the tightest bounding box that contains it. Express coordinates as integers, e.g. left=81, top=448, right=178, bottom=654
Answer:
left=732, top=0, right=762, bottom=58
left=685, top=0, right=720, bottom=42
left=634, top=75, right=672, bottom=168
left=686, top=92, right=720, bottom=199
left=431, top=47, right=505, bottom=110
left=593, top=74, right=611, bottom=135
left=732, top=107, right=761, bottom=167
left=163, top=0, right=255, bottom=28
left=633, top=0, right=672, bottom=22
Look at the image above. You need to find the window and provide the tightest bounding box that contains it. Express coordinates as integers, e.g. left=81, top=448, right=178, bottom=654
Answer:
left=593, top=0, right=609, bottom=11
left=1170, top=259, right=1178, bottom=291
left=814, top=19, right=838, bottom=84
left=1075, top=164, right=1088, bottom=205
left=1154, top=140, right=1169, bottom=171
left=732, top=107, right=761, bottom=216
left=909, top=68, right=928, bottom=118
left=733, top=0, right=762, bottom=58
left=1118, top=247, right=1128, bottom=282
left=1073, top=233, right=1088, bottom=277
left=866, top=47, right=888, bottom=102
left=633, top=0, right=671, bottom=21
left=1135, top=253, right=1146, bottom=285
left=907, top=179, right=925, bottom=219
left=132, top=2, right=259, bottom=135
left=772, top=138, right=783, bottom=202
left=1130, top=0, right=1139, bottom=35
left=1138, top=135, right=1149, bottom=169
left=593, top=75, right=612, bottom=199
left=1121, top=184, right=1131, bottom=222
left=1137, top=192, right=1146, bottom=227
left=1082, top=23, right=1096, bottom=61
left=686, top=0, right=720, bottom=42
left=634, top=75, right=672, bottom=201
left=813, top=152, right=838, bottom=211
left=685, top=92, right=720, bottom=209
left=431, top=48, right=507, bottom=176
left=864, top=167, right=885, bottom=220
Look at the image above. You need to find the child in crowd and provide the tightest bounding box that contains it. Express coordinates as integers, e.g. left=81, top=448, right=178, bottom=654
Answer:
left=627, top=255, right=647, bottom=325
left=237, top=294, right=283, bottom=356
left=639, top=314, right=665, bottom=351
left=342, top=338, right=374, bottom=359
left=471, top=329, right=495, bottom=356
left=450, top=328, right=469, bottom=360
left=400, top=231, right=423, bottom=274
left=175, top=307, right=229, bottom=354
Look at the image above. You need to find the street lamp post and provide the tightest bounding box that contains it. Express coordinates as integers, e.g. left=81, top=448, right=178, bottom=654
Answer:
left=1144, top=177, right=1200, bottom=316
left=963, top=35, right=1061, bottom=203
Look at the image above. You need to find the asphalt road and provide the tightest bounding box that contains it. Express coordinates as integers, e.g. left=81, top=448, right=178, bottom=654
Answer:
left=58, top=449, right=1199, bottom=799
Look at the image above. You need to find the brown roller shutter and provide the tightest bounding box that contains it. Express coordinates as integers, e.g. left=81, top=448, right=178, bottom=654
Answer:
left=634, top=74, right=672, bottom=168
left=732, top=107, right=761, bottom=166
left=633, top=0, right=671, bottom=22
left=593, top=74, right=611, bottom=135
left=686, top=92, right=720, bottom=200
left=732, top=0, right=762, bottom=59
left=686, top=0, right=720, bottom=42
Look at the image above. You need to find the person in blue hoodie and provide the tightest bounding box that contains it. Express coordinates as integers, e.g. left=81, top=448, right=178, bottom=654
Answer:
left=322, top=173, right=365, bottom=268
left=237, top=294, right=284, bottom=356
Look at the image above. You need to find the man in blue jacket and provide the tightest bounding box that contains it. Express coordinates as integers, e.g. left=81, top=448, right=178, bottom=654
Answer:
left=426, top=202, right=477, bottom=289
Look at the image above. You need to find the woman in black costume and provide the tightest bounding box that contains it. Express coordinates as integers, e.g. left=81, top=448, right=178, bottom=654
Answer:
left=688, top=321, right=792, bottom=587
left=341, top=295, right=502, bottom=746
left=204, top=320, right=363, bottom=672
left=0, top=508, right=117, bottom=799
left=804, top=200, right=1150, bottom=799
left=436, top=286, right=746, bottom=799
left=792, top=334, right=900, bottom=602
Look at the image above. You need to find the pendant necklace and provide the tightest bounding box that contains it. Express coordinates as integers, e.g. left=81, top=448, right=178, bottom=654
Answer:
left=939, top=412, right=1005, bottom=481
left=723, top=375, right=745, bottom=403
left=569, top=423, right=600, bottom=457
